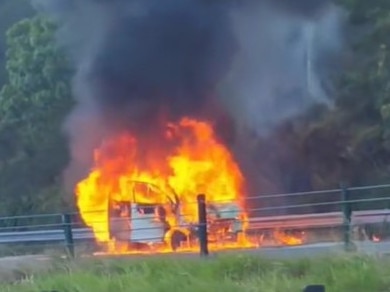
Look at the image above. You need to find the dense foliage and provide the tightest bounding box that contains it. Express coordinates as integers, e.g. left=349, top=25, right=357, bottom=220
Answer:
left=299, top=0, right=390, bottom=189
left=0, top=0, right=390, bottom=216
left=0, top=15, right=72, bottom=216
left=0, top=0, right=33, bottom=87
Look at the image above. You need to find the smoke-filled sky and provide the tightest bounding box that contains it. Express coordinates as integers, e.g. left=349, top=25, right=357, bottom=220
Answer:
left=220, top=0, right=344, bottom=135
left=32, top=0, right=345, bottom=195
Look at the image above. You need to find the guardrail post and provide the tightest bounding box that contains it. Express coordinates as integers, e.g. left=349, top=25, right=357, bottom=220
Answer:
left=303, top=285, right=325, bottom=292
left=61, top=213, right=74, bottom=258
left=197, top=194, right=209, bottom=257
left=341, top=183, right=352, bottom=251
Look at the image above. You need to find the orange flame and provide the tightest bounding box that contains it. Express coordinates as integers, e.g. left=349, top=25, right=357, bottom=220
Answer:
left=75, top=117, right=254, bottom=253
left=274, top=230, right=305, bottom=246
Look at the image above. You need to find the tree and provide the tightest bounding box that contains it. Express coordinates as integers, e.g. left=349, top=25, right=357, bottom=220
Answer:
left=0, top=15, right=72, bottom=217
left=284, top=0, right=390, bottom=210
left=0, top=0, right=34, bottom=88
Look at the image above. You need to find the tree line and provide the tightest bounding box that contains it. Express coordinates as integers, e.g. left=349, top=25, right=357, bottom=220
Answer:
left=0, top=0, right=389, bottom=217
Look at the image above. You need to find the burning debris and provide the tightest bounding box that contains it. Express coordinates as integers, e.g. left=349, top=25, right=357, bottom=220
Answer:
left=273, top=230, right=305, bottom=246
left=31, top=0, right=344, bottom=253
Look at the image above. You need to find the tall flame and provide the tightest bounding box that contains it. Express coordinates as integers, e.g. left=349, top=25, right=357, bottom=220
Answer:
left=76, top=117, right=245, bottom=248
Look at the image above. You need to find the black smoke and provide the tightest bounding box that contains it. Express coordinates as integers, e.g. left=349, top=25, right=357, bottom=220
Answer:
left=31, top=0, right=344, bottom=210
left=91, top=1, right=237, bottom=122
left=35, top=0, right=237, bottom=124
left=32, top=0, right=240, bottom=191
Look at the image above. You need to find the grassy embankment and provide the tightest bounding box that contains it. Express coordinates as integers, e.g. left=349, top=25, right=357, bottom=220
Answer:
left=1, top=254, right=390, bottom=292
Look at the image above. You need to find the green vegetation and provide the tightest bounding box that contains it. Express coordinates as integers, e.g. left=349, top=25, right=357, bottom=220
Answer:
left=297, top=0, right=390, bottom=189
left=0, top=0, right=33, bottom=87
left=0, top=15, right=72, bottom=217
left=0, top=0, right=390, bottom=217
left=0, top=254, right=389, bottom=292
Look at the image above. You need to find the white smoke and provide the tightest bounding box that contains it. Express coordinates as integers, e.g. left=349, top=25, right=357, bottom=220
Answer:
left=219, top=2, right=345, bottom=136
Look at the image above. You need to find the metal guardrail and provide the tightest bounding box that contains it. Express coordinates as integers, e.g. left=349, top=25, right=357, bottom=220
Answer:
left=247, top=212, right=344, bottom=230
left=0, top=183, right=389, bottom=257
left=0, top=209, right=389, bottom=244
left=248, top=210, right=390, bottom=229
left=0, top=228, right=93, bottom=244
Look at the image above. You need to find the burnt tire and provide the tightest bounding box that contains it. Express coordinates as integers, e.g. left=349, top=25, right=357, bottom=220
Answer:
left=170, top=230, right=187, bottom=251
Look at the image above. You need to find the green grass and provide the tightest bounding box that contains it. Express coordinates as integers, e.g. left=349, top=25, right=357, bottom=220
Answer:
left=2, top=254, right=390, bottom=292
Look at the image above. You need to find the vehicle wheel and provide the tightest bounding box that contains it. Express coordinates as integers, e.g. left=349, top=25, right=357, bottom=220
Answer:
left=170, top=230, right=187, bottom=251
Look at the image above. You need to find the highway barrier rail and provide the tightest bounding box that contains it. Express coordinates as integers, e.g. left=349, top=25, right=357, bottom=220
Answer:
left=0, top=183, right=389, bottom=257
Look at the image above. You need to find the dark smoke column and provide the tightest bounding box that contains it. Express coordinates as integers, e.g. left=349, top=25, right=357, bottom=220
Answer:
left=32, top=0, right=238, bottom=193
left=32, top=0, right=344, bottom=212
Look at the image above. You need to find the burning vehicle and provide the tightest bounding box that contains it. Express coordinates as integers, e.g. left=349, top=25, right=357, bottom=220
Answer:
left=76, top=118, right=251, bottom=254
left=107, top=181, right=244, bottom=252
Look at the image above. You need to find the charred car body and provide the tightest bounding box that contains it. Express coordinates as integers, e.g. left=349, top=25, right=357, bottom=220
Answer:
left=108, top=181, right=244, bottom=251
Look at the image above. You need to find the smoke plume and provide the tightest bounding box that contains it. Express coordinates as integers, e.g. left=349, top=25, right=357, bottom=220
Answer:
left=216, top=0, right=346, bottom=212
left=31, top=0, right=345, bottom=200
left=219, top=0, right=344, bottom=135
